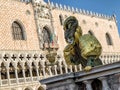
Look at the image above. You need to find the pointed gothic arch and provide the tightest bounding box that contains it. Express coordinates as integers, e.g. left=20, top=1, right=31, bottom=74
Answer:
left=9, top=63, right=15, bottom=79
left=24, top=87, right=33, bottom=90
left=59, top=14, right=64, bottom=25
left=42, top=26, right=52, bottom=43
left=105, top=33, right=113, bottom=45
left=12, top=21, right=26, bottom=40
left=38, top=86, right=45, bottom=90
left=92, top=79, right=102, bottom=90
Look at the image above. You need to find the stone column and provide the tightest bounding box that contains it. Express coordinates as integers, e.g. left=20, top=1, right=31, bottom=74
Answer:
left=79, top=64, right=82, bottom=71
left=70, top=65, right=73, bottom=72
left=48, top=66, right=52, bottom=76
left=36, top=66, right=40, bottom=80
left=65, top=65, right=68, bottom=73
left=59, top=65, right=63, bottom=74
left=6, top=67, right=10, bottom=85
left=83, top=80, right=93, bottom=90
left=74, top=65, right=77, bottom=72
left=0, top=67, right=1, bottom=86
left=15, top=67, right=19, bottom=84
left=99, top=77, right=111, bottom=90
left=42, top=66, right=46, bottom=78
left=22, top=67, right=26, bottom=83
left=54, top=65, right=58, bottom=75
left=29, top=67, right=33, bottom=82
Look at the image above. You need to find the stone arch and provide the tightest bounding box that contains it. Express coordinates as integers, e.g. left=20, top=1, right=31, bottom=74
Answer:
left=105, top=33, right=113, bottom=45
left=17, top=62, right=23, bottom=78
left=42, top=25, right=53, bottom=43
left=32, top=62, right=37, bottom=77
left=38, top=61, right=43, bottom=76
left=9, top=62, right=16, bottom=79
left=91, top=79, right=102, bottom=90
left=11, top=20, right=27, bottom=40
left=25, top=62, right=30, bottom=77
left=24, top=87, right=33, bottom=90
left=37, top=86, right=45, bottom=90
left=1, top=62, right=7, bottom=79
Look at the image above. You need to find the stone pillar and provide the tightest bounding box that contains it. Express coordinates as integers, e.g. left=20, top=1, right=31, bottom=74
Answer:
left=79, top=64, right=82, bottom=71
left=70, top=65, right=73, bottom=72
left=59, top=65, right=63, bottom=74
left=42, top=66, right=46, bottom=78
left=36, top=66, right=40, bottom=80
left=74, top=65, right=77, bottom=72
left=0, top=67, right=1, bottom=86
left=54, top=65, right=57, bottom=75
left=65, top=65, right=68, bottom=73
left=6, top=67, right=10, bottom=85
left=29, top=67, right=33, bottom=82
left=22, top=67, right=26, bottom=83
left=48, top=66, right=52, bottom=76
left=99, top=77, right=111, bottom=90
left=83, top=80, right=93, bottom=90
left=15, top=68, right=19, bottom=84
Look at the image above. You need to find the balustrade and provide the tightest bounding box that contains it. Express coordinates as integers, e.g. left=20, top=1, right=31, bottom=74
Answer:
left=10, top=79, right=17, bottom=85
left=0, top=51, right=120, bottom=86
left=18, top=78, right=25, bottom=83
left=1, top=79, right=8, bottom=86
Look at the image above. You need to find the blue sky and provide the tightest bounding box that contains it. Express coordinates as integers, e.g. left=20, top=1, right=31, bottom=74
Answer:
left=44, top=0, right=120, bottom=35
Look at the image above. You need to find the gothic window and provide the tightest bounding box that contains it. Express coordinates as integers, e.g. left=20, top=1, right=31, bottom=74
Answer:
left=82, top=20, right=86, bottom=24
left=59, top=15, right=64, bottom=25
left=88, top=30, right=94, bottom=36
left=95, top=22, right=98, bottom=27
left=12, top=21, right=26, bottom=40
left=42, top=26, right=51, bottom=43
left=109, top=25, right=112, bottom=29
left=105, top=33, right=113, bottom=45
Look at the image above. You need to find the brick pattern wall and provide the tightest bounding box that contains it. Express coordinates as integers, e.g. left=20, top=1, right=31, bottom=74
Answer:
left=52, top=9, right=120, bottom=52
left=0, top=0, right=40, bottom=50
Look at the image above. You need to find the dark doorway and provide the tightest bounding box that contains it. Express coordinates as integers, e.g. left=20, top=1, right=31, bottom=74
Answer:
left=77, top=82, right=86, bottom=90
left=92, top=79, right=102, bottom=90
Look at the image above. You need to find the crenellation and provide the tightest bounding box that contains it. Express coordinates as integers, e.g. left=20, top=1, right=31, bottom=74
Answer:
left=67, top=6, right=71, bottom=12
left=64, top=5, right=67, bottom=11
left=90, top=11, right=93, bottom=15
left=86, top=10, right=89, bottom=15
left=98, top=13, right=101, bottom=17
left=59, top=4, right=63, bottom=10
left=82, top=9, right=86, bottom=14
left=75, top=8, right=79, bottom=13
left=96, top=13, right=98, bottom=16
left=72, top=7, right=75, bottom=12
left=51, top=2, right=54, bottom=8
left=79, top=9, right=82, bottom=13
left=55, top=3, right=59, bottom=8
left=49, top=2, right=115, bottom=21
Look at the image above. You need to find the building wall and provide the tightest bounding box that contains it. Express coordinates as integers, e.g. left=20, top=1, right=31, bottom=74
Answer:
left=52, top=9, right=120, bottom=53
left=0, top=0, right=120, bottom=53
left=0, top=0, right=40, bottom=51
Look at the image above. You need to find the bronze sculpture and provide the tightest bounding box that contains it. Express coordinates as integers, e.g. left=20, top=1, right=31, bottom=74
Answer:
left=63, top=16, right=102, bottom=71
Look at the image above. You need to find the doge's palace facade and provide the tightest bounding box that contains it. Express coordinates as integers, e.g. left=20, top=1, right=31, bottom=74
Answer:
left=0, top=0, right=120, bottom=90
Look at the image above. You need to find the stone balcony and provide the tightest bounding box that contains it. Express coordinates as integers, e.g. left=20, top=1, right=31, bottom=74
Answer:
left=40, top=61, right=120, bottom=90
left=0, top=50, right=120, bottom=89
